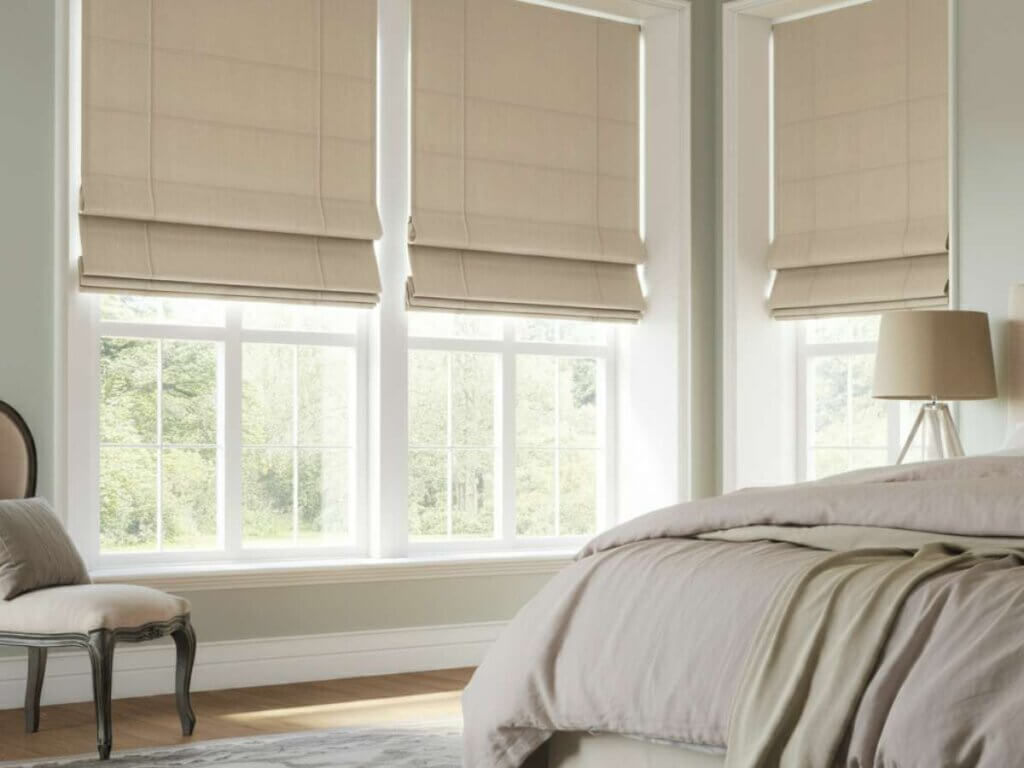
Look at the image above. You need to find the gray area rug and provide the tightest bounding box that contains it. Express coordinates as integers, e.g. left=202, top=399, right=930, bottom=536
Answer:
left=4, top=724, right=463, bottom=768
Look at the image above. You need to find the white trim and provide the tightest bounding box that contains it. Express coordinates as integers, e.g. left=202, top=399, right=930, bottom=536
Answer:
left=517, top=0, right=688, bottom=24
left=726, top=0, right=870, bottom=22
left=91, top=551, right=571, bottom=592
left=721, top=0, right=955, bottom=490
left=0, top=621, right=506, bottom=710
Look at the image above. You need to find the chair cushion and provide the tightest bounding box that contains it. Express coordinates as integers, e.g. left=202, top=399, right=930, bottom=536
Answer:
left=0, top=498, right=91, bottom=599
left=0, top=584, right=190, bottom=635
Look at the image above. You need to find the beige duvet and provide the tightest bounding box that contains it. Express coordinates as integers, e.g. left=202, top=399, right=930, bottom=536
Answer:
left=463, top=457, right=1024, bottom=768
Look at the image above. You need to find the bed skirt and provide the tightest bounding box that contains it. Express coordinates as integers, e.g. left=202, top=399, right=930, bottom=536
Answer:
left=524, top=732, right=725, bottom=768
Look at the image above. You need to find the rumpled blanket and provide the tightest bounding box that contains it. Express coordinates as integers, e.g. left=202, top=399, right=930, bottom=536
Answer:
left=462, top=457, right=1024, bottom=768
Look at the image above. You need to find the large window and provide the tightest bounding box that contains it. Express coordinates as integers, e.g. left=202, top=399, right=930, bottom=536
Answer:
left=87, top=296, right=612, bottom=566
left=797, top=316, right=927, bottom=480
left=408, top=314, right=613, bottom=550
left=94, top=296, right=363, bottom=563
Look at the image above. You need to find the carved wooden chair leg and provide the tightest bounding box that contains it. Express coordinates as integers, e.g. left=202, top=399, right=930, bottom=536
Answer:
left=172, top=620, right=197, bottom=736
left=24, top=647, right=47, bottom=733
left=87, top=630, right=115, bottom=760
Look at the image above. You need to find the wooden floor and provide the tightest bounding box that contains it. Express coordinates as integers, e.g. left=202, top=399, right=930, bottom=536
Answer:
left=0, top=668, right=474, bottom=762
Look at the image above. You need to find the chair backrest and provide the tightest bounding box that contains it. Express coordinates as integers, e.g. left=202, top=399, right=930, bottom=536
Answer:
left=0, top=401, right=36, bottom=499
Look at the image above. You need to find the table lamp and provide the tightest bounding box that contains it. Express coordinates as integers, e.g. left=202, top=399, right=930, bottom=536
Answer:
left=873, top=310, right=997, bottom=463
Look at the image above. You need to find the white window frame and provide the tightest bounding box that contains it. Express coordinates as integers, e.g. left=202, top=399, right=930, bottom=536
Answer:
left=406, top=321, right=616, bottom=556
left=71, top=299, right=370, bottom=569
left=61, top=0, right=693, bottom=578
left=794, top=322, right=902, bottom=481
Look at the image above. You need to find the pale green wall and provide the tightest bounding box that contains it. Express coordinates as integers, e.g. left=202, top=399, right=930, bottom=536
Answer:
left=0, top=0, right=56, bottom=503
left=690, top=0, right=722, bottom=498
left=956, top=0, right=1024, bottom=453
left=0, top=0, right=579, bottom=644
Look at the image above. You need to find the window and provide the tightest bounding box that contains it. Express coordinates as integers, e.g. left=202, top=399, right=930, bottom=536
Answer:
left=797, top=316, right=928, bottom=480
left=408, top=314, right=613, bottom=550
left=94, top=295, right=364, bottom=563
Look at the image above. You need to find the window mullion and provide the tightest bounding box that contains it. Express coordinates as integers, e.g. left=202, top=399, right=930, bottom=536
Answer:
left=446, top=353, right=454, bottom=539
left=292, top=345, right=300, bottom=545
left=553, top=358, right=561, bottom=538
left=501, top=322, right=516, bottom=543
left=155, top=339, right=164, bottom=552
left=223, top=304, right=243, bottom=557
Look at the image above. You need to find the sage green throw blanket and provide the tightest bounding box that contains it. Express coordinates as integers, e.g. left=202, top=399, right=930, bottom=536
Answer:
left=705, top=527, right=1024, bottom=768
left=464, top=457, right=1024, bottom=768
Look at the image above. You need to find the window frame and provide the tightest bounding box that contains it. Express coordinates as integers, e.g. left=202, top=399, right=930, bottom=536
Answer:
left=794, top=320, right=904, bottom=482
left=60, top=0, right=694, bottom=577
left=406, top=320, right=617, bottom=556
left=73, top=298, right=370, bottom=569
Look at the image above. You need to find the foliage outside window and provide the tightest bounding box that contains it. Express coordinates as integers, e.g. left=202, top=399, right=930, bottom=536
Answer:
left=408, top=314, right=611, bottom=547
left=97, top=296, right=360, bottom=559
left=799, top=316, right=927, bottom=480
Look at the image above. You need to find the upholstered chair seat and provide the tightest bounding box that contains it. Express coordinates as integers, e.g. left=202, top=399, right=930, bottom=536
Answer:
left=0, top=585, right=190, bottom=635
left=0, top=401, right=197, bottom=761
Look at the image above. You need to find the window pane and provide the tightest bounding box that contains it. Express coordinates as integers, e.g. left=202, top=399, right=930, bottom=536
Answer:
left=99, top=295, right=223, bottom=326
left=162, top=341, right=218, bottom=445
left=298, top=448, right=348, bottom=544
left=560, top=449, right=597, bottom=535
left=242, top=344, right=293, bottom=445
left=812, top=448, right=850, bottom=479
left=559, top=358, right=597, bottom=446
left=162, top=447, right=218, bottom=550
left=516, top=318, right=608, bottom=345
left=806, top=315, right=880, bottom=344
left=242, top=302, right=356, bottom=334
left=516, top=355, right=556, bottom=447
left=298, top=347, right=351, bottom=446
left=408, top=351, right=448, bottom=446
left=452, top=449, right=494, bottom=537
left=849, top=354, right=886, bottom=447
left=408, top=312, right=501, bottom=339
left=408, top=449, right=447, bottom=537
left=811, top=356, right=849, bottom=447
left=100, top=337, right=157, bottom=444
left=849, top=448, right=888, bottom=471
left=452, top=353, right=496, bottom=447
left=242, top=448, right=294, bottom=547
left=516, top=448, right=555, bottom=536
left=100, top=446, right=157, bottom=552
left=515, top=319, right=559, bottom=343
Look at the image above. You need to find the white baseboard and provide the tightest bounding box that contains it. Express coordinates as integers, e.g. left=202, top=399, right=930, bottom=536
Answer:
left=0, top=621, right=505, bottom=710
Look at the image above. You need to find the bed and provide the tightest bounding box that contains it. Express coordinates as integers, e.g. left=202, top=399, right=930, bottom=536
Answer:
left=469, top=289, right=1024, bottom=768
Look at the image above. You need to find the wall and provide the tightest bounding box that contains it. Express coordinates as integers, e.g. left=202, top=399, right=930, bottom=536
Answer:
left=0, top=0, right=57, bottom=503
left=690, top=0, right=721, bottom=497
left=0, top=0, right=555, bottom=653
left=956, top=0, right=1024, bottom=453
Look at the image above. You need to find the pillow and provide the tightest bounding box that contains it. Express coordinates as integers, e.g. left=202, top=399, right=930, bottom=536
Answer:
left=0, top=497, right=91, bottom=600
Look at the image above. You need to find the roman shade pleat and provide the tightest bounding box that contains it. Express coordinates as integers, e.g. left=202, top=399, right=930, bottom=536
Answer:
left=767, top=0, right=949, bottom=319
left=79, top=0, right=381, bottom=306
left=408, top=0, right=645, bottom=321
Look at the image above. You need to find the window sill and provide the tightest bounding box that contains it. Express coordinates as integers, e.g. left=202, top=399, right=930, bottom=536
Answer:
left=89, top=550, right=576, bottom=592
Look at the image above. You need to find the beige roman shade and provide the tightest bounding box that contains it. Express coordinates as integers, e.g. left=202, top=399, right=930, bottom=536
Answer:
left=79, top=0, right=381, bottom=305
left=768, top=0, right=949, bottom=319
left=408, top=0, right=645, bottom=321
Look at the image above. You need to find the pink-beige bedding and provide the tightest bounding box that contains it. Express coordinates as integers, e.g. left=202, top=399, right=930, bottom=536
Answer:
left=463, top=456, right=1024, bottom=768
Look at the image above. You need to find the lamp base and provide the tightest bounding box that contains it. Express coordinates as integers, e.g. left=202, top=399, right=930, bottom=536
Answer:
left=897, top=401, right=964, bottom=464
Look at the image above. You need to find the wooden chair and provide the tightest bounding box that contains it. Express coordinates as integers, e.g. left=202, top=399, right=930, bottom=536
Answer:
left=0, top=401, right=197, bottom=759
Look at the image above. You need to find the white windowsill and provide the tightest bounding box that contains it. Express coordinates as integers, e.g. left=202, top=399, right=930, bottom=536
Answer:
left=90, top=550, right=576, bottom=592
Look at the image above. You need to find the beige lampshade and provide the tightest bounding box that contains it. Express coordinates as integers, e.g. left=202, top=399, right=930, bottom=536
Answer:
left=873, top=311, right=997, bottom=401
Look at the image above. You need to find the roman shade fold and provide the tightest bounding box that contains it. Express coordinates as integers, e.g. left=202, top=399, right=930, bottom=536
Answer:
left=79, top=0, right=381, bottom=306
left=409, top=0, right=645, bottom=321
left=767, top=0, right=949, bottom=319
